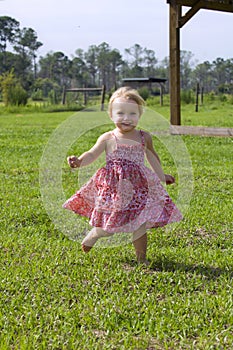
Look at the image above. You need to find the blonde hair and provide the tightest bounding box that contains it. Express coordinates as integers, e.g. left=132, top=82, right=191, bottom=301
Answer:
left=108, top=86, right=145, bottom=116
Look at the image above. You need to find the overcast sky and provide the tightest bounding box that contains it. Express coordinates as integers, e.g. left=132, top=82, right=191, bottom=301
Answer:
left=1, top=0, right=233, bottom=64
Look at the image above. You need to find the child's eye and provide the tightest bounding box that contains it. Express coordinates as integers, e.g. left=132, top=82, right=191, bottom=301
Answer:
left=117, top=112, right=123, bottom=115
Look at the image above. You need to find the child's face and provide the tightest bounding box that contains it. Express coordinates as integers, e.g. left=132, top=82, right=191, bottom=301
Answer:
left=110, top=97, right=140, bottom=132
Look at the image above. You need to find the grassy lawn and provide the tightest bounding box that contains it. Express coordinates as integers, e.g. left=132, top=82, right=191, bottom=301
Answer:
left=148, top=96, right=233, bottom=128
left=0, top=106, right=232, bottom=349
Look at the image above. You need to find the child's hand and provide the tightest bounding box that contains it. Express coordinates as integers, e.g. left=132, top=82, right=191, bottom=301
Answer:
left=165, top=174, right=175, bottom=185
left=67, top=155, right=80, bottom=168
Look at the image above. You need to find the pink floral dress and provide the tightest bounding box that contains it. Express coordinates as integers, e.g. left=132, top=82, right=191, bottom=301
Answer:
left=63, top=131, right=182, bottom=233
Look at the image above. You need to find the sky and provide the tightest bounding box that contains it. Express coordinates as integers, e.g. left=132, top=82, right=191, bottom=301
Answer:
left=1, top=0, right=233, bottom=64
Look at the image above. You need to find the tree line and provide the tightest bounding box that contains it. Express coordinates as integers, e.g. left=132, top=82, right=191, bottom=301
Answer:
left=0, top=16, right=233, bottom=105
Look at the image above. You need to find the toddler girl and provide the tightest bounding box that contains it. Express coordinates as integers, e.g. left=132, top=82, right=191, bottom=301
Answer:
left=63, top=87, right=182, bottom=264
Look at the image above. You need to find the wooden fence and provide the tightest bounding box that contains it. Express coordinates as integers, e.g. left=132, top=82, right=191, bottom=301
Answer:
left=62, top=85, right=106, bottom=111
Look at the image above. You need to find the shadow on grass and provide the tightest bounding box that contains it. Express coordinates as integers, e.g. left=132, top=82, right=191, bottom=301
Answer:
left=125, top=257, right=233, bottom=279
left=151, top=258, right=233, bottom=279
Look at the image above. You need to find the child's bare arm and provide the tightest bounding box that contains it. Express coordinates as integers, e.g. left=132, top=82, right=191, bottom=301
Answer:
left=67, top=133, right=109, bottom=168
left=144, top=132, right=175, bottom=185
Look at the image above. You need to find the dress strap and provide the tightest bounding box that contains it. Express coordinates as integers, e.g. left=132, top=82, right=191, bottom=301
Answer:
left=112, top=131, right=118, bottom=148
left=112, top=131, right=117, bottom=141
left=140, top=130, right=145, bottom=147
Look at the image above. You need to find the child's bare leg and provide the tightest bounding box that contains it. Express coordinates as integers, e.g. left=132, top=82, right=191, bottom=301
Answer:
left=81, top=227, right=112, bottom=253
left=132, top=224, right=148, bottom=264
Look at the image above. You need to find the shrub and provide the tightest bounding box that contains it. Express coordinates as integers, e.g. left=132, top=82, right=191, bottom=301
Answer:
left=31, top=89, right=44, bottom=101
left=138, top=87, right=150, bottom=100
left=0, top=70, right=15, bottom=105
left=218, top=94, right=227, bottom=103
left=181, top=89, right=194, bottom=104
left=32, top=77, right=60, bottom=98
left=8, top=84, right=28, bottom=106
left=0, top=70, right=28, bottom=106
left=206, top=92, right=215, bottom=102
left=48, top=89, right=59, bottom=104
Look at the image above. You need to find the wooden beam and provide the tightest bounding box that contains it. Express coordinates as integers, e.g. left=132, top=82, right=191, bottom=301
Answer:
left=169, top=1, right=181, bottom=125
left=199, top=0, right=233, bottom=13
left=170, top=125, right=233, bottom=137
left=167, top=0, right=233, bottom=13
left=167, top=0, right=233, bottom=6
left=65, top=88, right=103, bottom=92
left=178, top=0, right=202, bottom=27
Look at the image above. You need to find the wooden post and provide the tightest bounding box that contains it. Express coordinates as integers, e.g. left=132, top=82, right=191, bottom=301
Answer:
left=195, top=82, right=199, bottom=112
left=169, top=2, right=181, bottom=125
left=159, top=83, right=164, bottom=106
left=83, top=85, right=87, bottom=105
left=100, top=85, right=106, bottom=111
left=62, top=86, right=66, bottom=105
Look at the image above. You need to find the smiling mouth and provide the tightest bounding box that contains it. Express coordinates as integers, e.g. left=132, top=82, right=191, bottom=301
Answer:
left=121, top=122, right=132, bottom=126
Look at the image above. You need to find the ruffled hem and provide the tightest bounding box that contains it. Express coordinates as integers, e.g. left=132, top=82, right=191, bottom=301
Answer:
left=63, top=193, right=182, bottom=233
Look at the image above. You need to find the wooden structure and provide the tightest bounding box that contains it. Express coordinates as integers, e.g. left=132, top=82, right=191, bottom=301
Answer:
left=170, top=125, right=233, bottom=136
left=167, top=0, right=233, bottom=126
left=122, top=77, right=167, bottom=105
left=62, top=85, right=106, bottom=111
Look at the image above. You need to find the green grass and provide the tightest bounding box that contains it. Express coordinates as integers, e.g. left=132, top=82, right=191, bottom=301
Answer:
left=0, top=107, right=233, bottom=349
left=148, top=95, right=233, bottom=128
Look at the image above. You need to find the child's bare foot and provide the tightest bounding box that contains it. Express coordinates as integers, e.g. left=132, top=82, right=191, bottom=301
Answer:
left=81, top=244, right=92, bottom=253
left=137, top=259, right=150, bottom=266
